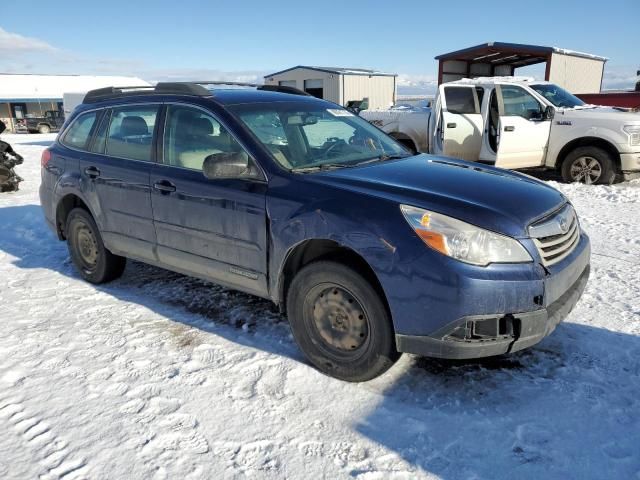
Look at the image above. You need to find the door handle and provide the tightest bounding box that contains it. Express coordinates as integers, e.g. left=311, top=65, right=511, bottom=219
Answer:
left=153, top=180, right=176, bottom=194
left=504, top=126, right=515, bottom=132
left=84, top=166, right=101, bottom=179
left=447, top=123, right=457, bottom=128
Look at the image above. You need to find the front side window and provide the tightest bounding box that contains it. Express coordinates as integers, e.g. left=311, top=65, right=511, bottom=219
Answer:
left=499, top=85, right=543, bottom=119
left=444, top=87, right=478, bottom=114
left=61, top=111, right=98, bottom=150
left=105, top=106, right=158, bottom=161
left=163, top=105, right=248, bottom=172
left=230, top=101, right=408, bottom=171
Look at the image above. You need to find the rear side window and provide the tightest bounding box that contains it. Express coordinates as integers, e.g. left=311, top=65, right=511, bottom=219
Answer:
left=61, top=112, right=98, bottom=150
left=444, top=87, right=478, bottom=114
left=105, top=106, right=159, bottom=161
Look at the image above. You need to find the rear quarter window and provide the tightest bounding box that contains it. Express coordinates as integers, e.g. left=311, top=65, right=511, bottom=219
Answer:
left=60, top=111, right=98, bottom=150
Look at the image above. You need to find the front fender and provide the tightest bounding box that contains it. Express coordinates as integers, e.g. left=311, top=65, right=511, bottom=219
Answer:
left=268, top=192, right=404, bottom=306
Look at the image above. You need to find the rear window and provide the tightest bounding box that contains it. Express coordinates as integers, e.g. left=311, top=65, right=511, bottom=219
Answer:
left=61, top=111, right=98, bottom=150
left=105, top=106, right=159, bottom=162
left=444, top=87, right=478, bottom=114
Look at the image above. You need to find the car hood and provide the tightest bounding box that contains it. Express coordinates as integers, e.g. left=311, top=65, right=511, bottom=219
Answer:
left=311, top=155, right=567, bottom=238
left=558, top=106, right=640, bottom=123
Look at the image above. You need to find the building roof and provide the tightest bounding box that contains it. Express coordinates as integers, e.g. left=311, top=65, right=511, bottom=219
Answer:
left=0, top=74, right=151, bottom=102
left=264, top=66, right=397, bottom=78
left=435, top=42, right=607, bottom=68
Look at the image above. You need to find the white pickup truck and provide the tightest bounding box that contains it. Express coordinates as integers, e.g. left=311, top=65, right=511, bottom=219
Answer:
left=362, top=77, right=640, bottom=184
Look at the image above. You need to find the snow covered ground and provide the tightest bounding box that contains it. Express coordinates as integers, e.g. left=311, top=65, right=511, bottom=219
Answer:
left=0, top=133, right=639, bottom=479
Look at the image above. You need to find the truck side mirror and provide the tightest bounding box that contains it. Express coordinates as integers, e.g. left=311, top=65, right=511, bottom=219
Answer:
left=544, top=105, right=555, bottom=120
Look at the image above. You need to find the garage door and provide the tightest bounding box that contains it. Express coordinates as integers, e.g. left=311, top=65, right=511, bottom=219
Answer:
left=304, top=79, right=324, bottom=99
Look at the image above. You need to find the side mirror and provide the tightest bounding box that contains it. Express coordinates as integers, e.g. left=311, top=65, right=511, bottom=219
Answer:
left=544, top=105, right=555, bottom=120
left=203, top=151, right=253, bottom=180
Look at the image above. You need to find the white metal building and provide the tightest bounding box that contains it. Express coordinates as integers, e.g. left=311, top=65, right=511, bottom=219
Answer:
left=264, top=66, right=397, bottom=110
left=0, top=74, right=150, bottom=132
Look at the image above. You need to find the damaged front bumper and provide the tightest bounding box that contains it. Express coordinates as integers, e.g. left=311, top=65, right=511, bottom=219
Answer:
left=395, top=234, right=591, bottom=360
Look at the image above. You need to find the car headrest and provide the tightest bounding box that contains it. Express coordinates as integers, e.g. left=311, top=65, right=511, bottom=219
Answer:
left=120, top=116, right=148, bottom=137
left=191, top=117, right=213, bottom=136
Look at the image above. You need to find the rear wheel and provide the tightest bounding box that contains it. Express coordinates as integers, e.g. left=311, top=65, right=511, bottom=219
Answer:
left=286, top=261, right=399, bottom=382
left=38, top=124, right=51, bottom=134
left=66, top=208, right=126, bottom=284
left=561, top=146, right=616, bottom=185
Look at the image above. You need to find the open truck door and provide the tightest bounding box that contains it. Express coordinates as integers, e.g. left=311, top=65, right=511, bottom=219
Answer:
left=431, top=85, right=483, bottom=161
left=494, top=84, right=551, bottom=169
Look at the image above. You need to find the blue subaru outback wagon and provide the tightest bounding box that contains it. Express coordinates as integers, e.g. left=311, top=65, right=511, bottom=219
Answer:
left=40, top=82, right=590, bottom=381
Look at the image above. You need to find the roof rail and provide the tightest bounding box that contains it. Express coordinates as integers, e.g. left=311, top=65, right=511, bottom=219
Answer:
left=257, top=84, right=311, bottom=96
left=82, top=81, right=310, bottom=104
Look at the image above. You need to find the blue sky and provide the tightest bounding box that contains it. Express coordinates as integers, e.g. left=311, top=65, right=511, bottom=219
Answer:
left=1, top=0, right=638, bottom=92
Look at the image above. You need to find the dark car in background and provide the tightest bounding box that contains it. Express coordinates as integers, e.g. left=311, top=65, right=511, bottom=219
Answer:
left=23, top=110, right=65, bottom=134
left=39, top=82, right=590, bottom=381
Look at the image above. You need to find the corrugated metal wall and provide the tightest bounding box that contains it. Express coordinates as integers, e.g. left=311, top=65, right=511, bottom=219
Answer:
left=548, top=53, right=604, bottom=94
left=342, top=75, right=396, bottom=109
left=264, top=68, right=340, bottom=103
left=264, top=68, right=396, bottom=108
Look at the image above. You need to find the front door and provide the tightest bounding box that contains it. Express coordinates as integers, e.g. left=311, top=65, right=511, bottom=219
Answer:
left=79, top=105, right=159, bottom=261
left=150, top=104, right=268, bottom=296
left=431, top=84, right=483, bottom=161
left=494, top=84, right=551, bottom=169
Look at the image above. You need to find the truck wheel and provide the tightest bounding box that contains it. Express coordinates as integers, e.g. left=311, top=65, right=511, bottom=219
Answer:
left=561, top=147, right=616, bottom=185
left=286, top=261, right=399, bottom=382
left=66, top=208, right=126, bottom=284
left=38, top=124, right=51, bottom=134
left=398, top=139, right=417, bottom=154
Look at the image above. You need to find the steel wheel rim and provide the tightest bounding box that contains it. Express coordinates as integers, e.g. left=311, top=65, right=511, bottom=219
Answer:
left=304, top=283, right=370, bottom=358
left=73, top=220, right=99, bottom=272
left=570, top=156, right=602, bottom=184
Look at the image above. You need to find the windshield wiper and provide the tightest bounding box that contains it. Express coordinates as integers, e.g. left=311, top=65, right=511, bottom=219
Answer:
left=291, top=163, right=350, bottom=173
left=354, top=153, right=412, bottom=166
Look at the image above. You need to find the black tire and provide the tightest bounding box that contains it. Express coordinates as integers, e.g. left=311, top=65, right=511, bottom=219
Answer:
left=66, top=208, right=126, bottom=284
left=393, top=137, right=417, bottom=155
left=38, top=124, right=51, bottom=134
left=286, top=261, right=400, bottom=382
left=561, top=146, right=616, bottom=185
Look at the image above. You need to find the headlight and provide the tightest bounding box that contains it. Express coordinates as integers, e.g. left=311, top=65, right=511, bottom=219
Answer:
left=400, top=205, right=532, bottom=266
left=623, top=125, right=640, bottom=147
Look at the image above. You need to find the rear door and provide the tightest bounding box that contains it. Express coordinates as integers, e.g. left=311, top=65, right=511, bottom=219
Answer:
left=431, top=85, right=483, bottom=161
left=150, top=103, right=268, bottom=297
left=494, top=84, right=551, bottom=169
left=79, top=104, right=159, bottom=261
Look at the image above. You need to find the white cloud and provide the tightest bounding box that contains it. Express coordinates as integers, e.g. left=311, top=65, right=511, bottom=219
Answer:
left=0, top=27, right=57, bottom=53
left=602, top=65, right=638, bottom=91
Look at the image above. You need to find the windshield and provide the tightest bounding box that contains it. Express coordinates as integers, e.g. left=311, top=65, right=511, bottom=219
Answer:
left=228, top=101, right=408, bottom=171
left=530, top=84, right=585, bottom=108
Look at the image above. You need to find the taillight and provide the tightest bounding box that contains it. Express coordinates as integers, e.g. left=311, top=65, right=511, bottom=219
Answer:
left=41, top=149, right=51, bottom=167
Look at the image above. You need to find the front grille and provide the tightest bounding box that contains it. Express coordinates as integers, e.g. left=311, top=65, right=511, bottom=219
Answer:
left=530, top=206, right=580, bottom=267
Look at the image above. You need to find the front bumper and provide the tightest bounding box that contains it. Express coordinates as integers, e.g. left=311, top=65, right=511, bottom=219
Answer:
left=620, top=152, right=640, bottom=179
left=395, top=234, right=591, bottom=359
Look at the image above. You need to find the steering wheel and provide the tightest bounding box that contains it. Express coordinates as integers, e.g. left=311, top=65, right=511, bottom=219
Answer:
left=318, top=139, right=345, bottom=159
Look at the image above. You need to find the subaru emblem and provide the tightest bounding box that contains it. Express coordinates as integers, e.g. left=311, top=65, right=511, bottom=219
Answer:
left=559, top=217, right=568, bottom=233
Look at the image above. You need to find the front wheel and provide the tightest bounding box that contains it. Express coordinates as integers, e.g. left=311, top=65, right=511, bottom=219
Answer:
left=561, top=146, right=616, bottom=185
left=66, top=208, right=126, bottom=284
left=286, top=261, right=399, bottom=382
left=38, top=124, right=51, bottom=134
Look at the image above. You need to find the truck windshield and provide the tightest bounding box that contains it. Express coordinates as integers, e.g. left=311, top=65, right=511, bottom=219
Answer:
left=530, top=84, right=585, bottom=108
left=229, top=101, right=409, bottom=171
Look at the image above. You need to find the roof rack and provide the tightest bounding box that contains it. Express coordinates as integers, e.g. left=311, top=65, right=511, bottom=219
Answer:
left=83, top=81, right=309, bottom=104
